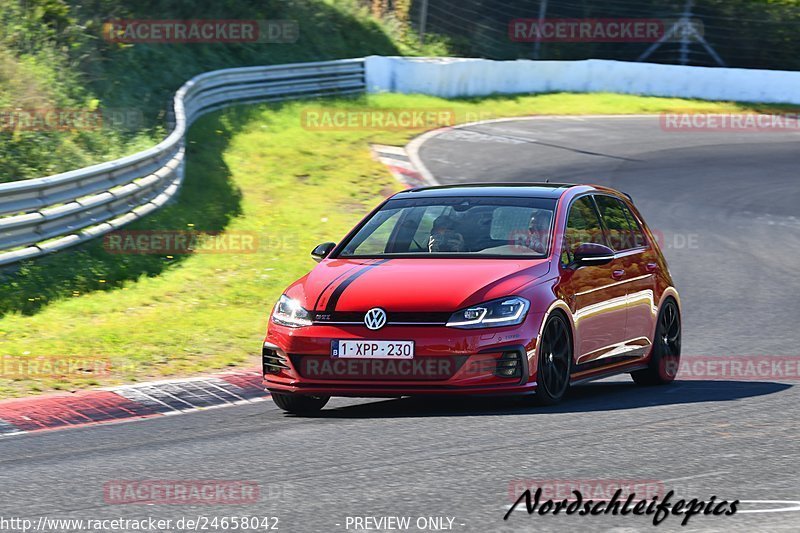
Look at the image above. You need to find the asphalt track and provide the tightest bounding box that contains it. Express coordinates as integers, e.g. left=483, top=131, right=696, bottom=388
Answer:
left=1, top=116, right=798, bottom=533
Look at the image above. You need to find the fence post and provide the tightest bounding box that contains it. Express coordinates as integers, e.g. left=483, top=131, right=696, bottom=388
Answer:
left=418, top=0, right=429, bottom=44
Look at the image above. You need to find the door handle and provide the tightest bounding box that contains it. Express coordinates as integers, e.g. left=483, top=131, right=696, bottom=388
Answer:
left=612, top=269, right=626, bottom=280
left=646, top=262, right=659, bottom=273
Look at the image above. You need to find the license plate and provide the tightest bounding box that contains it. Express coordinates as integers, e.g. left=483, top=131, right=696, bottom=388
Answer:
left=331, top=340, right=414, bottom=359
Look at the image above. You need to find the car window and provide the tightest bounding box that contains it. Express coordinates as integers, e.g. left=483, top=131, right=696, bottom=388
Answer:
left=562, top=196, right=606, bottom=264
left=622, top=205, right=648, bottom=248
left=347, top=209, right=402, bottom=255
left=595, top=195, right=647, bottom=251
left=338, top=197, right=557, bottom=258
left=491, top=207, right=533, bottom=240
left=594, top=195, right=633, bottom=251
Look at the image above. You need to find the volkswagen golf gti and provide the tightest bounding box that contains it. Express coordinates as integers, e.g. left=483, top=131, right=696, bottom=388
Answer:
left=263, top=183, right=681, bottom=413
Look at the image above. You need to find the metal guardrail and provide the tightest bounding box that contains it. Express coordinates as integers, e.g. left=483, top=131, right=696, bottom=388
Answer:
left=0, top=58, right=366, bottom=266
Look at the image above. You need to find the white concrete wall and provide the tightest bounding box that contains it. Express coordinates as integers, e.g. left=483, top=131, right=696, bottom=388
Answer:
left=364, top=56, right=800, bottom=104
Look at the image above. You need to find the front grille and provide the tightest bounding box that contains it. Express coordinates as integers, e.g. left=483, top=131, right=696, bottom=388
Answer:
left=263, top=345, right=289, bottom=374
left=313, top=311, right=450, bottom=325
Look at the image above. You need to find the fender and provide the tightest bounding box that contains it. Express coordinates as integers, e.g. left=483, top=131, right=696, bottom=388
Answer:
left=525, top=298, right=575, bottom=381
left=659, top=286, right=682, bottom=314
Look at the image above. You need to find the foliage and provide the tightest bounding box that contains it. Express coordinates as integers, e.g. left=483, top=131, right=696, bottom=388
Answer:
left=0, top=0, right=443, bottom=182
left=410, top=0, right=800, bottom=70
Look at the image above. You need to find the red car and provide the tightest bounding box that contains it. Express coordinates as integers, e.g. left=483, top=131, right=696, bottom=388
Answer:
left=263, top=183, right=681, bottom=413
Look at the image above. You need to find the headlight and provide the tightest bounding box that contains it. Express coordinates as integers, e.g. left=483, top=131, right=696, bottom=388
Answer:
left=446, top=297, right=530, bottom=329
left=272, top=295, right=313, bottom=328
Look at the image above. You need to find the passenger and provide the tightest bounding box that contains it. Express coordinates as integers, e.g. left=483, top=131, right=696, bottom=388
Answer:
left=522, top=211, right=552, bottom=253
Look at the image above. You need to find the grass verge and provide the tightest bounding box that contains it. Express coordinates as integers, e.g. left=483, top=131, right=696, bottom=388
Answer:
left=0, top=91, right=778, bottom=398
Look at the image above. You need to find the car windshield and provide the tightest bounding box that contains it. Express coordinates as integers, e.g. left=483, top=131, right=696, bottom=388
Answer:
left=337, top=196, right=557, bottom=258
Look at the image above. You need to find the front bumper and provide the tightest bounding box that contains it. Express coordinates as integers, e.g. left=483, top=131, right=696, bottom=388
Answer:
left=262, top=320, right=542, bottom=397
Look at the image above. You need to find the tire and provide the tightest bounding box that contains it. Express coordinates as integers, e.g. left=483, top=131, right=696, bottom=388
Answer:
left=271, top=392, right=329, bottom=414
left=534, top=313, right=573, bottom=405
left=632, top=299, right=681, bottom=386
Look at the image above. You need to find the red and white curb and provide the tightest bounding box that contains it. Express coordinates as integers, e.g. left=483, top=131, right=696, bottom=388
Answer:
left=0, top=369, right=266, bottom=437
left=371, top=144, right=431, bottom=188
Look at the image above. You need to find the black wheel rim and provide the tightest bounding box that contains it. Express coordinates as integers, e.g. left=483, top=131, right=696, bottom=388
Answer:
left=659, top=302, right=681, bottom=377
left=539, top=316, right=571, bottom=398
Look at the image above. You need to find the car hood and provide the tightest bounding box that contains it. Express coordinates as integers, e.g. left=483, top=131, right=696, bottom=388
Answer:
left=287, top=258, right=551, bottom=313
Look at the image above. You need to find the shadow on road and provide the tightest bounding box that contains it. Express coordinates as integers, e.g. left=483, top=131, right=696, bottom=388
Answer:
left=289, top=379, right=792, bottom=419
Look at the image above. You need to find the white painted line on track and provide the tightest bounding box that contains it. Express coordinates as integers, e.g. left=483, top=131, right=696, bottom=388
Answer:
left=736, top=500, right=800, bottom=514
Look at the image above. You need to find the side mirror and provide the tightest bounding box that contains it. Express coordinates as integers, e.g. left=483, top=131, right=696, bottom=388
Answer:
left=573, top=243, right=615, bottom=267
left=311, top=242, right=336, bottom=262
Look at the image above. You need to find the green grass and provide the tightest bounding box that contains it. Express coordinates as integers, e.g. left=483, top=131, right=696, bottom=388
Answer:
left=0, top=91, right=782, bottom=398
left=0, top=0, right=447, bottom=182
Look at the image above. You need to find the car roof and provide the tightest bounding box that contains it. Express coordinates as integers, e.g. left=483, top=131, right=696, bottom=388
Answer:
left=391, top=182, right=580, bottom=200
left=390, top=183, right=638, bottom=203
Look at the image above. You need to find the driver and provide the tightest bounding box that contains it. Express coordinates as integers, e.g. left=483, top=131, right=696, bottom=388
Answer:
left=428, top=215, right=465, bottom=253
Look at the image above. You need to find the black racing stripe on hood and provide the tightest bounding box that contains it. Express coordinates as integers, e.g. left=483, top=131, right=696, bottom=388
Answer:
left=313, top=261, right=375, bottom=312
left=324, top=259, right=390, bottom=312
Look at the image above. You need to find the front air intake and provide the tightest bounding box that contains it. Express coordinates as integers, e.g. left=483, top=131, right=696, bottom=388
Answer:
left=495, top=350, right=522, bottom=379
left=262, top=344, right=289, bottom=374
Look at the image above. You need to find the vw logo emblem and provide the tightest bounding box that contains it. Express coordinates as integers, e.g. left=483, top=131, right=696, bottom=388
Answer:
left=364, top=308, right=387, bottom=330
